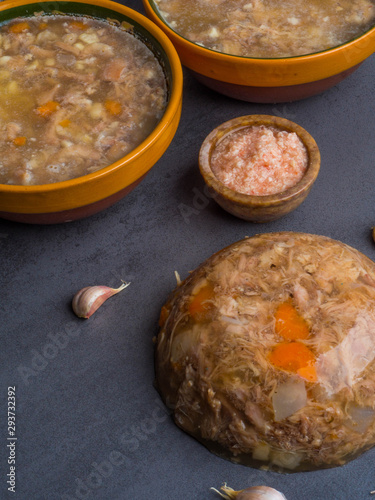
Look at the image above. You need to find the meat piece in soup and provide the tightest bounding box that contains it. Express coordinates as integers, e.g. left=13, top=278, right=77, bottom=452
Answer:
left=0, top=15, right=167, bottom=185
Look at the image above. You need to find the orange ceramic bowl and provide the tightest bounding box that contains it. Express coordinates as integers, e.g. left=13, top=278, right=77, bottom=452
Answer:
left=143, top=0, right=375, bottom=103
left=0, top=0, right=183, bottom=224
left=199, top=115, right=321, bottom=222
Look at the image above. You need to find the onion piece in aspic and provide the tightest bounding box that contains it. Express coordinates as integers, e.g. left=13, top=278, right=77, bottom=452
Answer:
left=272, top=378, right=307, bottom=421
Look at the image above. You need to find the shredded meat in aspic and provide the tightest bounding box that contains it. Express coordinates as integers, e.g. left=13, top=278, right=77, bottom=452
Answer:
left=156, top=232, right=375, bottom=472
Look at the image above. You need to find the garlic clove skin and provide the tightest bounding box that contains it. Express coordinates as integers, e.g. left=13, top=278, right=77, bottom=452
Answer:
left=236, top=486, right=287, bottom=500
left=72, top=282, right=130, bottom=319
left=211, top=485, right=287, bottom=500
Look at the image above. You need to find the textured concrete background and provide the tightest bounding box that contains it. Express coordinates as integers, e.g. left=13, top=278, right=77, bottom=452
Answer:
left=1, top=1, right=375, bottom=499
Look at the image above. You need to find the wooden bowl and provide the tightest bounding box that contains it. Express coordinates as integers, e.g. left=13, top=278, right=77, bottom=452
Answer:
left=199, top=115, right=321, bottom=222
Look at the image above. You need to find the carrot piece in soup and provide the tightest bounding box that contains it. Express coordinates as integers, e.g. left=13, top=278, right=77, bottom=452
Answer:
left=13, top=136, right=27, bottom=146
left=9, top=22, right=30, bottom=33
left=59, top=119, right=71, bottom=128
left=36, top=101, right=60, bottom=118
left=69, top=20, right=88, bottom=30
left=105, top=100, right=122, bottom=115
left=38, top=22, right=48, bottom=30
left=189, top=283, right=215, bottom=320
left=275, top=302, right=310, bottom=340
left=269, top=341, right=317, bottom=382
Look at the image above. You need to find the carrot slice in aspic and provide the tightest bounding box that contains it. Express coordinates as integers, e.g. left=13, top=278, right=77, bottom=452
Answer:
left=188, top=283, right=215, bottom=320
left=269, top=341, right=317, bottom=382
left=275, top=302, right=310, bottom=340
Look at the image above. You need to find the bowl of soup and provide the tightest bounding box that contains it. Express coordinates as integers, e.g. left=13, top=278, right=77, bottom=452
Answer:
left=199, top=115, right=321, bottom=222
left=143, top=0, right=375, bottom=102
left=0, top=0, right=183, bottom=223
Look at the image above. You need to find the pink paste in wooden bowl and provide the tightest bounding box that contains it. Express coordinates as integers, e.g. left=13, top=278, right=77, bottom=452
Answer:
left=210, top=125, right=308, bottom=196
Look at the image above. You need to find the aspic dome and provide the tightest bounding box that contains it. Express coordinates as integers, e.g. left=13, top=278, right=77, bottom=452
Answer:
left=156, top=232, right=375, bottom=472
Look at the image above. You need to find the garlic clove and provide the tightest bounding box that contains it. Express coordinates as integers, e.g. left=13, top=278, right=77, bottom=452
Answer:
left=211, top=484, right=287, bottom=500
left=72, top=282, right=130, bottom=319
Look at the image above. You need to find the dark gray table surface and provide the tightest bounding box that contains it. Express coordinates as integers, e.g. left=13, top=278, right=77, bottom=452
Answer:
left=1, top=1, right=375, bottom=499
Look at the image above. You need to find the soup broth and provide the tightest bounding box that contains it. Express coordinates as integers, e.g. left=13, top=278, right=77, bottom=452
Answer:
left=154, top=0, right=375, bottom=58
left=0, top=14, right=167, bottom=185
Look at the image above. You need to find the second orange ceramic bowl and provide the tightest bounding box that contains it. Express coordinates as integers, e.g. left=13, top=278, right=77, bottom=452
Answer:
left=143, top=0, right=375, bottom=103
left=0, top=0, right=183, bottom=224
